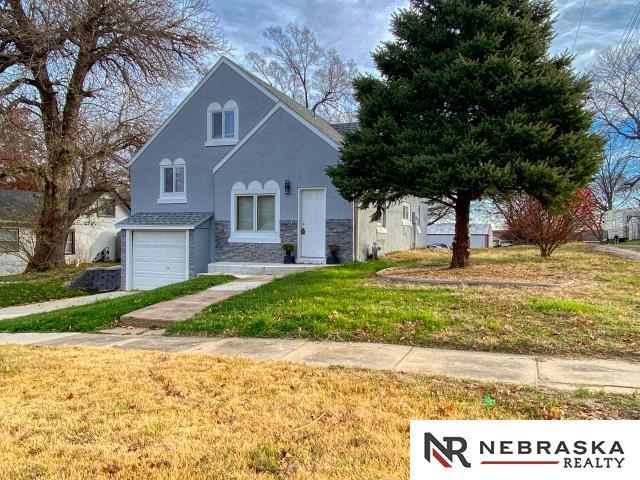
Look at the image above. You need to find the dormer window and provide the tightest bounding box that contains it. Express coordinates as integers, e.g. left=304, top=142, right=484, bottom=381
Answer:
left=206, top=100, right=238, bottom=146
left=158, top=158, right=187, bottom=204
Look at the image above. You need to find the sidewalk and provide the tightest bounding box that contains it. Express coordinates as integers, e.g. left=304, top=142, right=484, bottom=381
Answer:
left=0, top=331, right=638, bottom=393
left=0, top=291, right=132, bottom=320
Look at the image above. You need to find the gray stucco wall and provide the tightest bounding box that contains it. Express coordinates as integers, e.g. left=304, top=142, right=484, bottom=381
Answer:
left=213, top=108, right=351, bottom=221
left=129, top=62, right=276, bottom=214
left=356, top=197, right=427, bottom=261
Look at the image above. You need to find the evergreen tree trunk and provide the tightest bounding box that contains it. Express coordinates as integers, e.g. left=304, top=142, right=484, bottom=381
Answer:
left=25, top=175, right=73, bottom=272
left=450, top=194, right=471, bottom=268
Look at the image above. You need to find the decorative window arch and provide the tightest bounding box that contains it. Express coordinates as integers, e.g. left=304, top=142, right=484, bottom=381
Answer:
left=158, top=157, right=187, bottom=204
left=206, top=100, right=239, bottom=146
left=229, top=180, right=280, bottom=243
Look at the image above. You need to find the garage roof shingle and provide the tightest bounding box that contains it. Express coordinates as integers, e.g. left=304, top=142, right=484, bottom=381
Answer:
left=116, top=212, right=213, bottom=228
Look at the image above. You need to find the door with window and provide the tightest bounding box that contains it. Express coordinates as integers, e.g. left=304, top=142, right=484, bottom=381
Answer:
left=299, top=189, right=326, bottom=262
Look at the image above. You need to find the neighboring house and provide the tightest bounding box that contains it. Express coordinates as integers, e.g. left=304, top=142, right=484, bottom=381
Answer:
left=492, top=229, right=514, bottom=247
left=426, top=223, right=494, bottom=248
left=603, top=208, right=640, bottom=241
left=117, top=56, right=425, bottom=290
left=0, top=189, right=129, bottom=275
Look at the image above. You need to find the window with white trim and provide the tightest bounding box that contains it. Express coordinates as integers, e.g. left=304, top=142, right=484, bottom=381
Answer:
left=230, top=181, right=280, bottom=243
left=206, top=100, right=238, bottom=146
left=159, top=158, right=186, bottom=203
left=401, top=202, right=411, bottom=225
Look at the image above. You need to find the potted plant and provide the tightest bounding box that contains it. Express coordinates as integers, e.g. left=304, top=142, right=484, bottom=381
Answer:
left=282, top=243, right=296, bottom=264
left=327, top=244, right=339, bottom=264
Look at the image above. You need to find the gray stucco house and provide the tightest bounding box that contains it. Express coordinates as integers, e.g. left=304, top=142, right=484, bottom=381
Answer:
left=117, top=57, right=425, bottom=290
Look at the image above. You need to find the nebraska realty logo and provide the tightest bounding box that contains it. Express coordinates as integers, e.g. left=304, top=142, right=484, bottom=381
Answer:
left=410, top=421, right=639, bottom=479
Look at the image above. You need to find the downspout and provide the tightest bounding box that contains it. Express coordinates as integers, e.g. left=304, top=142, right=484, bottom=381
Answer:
left=352, top=201, right=358, bottom=262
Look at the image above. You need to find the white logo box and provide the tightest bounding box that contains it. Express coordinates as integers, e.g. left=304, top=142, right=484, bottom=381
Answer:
left=410, top=420, right=639, bottom=479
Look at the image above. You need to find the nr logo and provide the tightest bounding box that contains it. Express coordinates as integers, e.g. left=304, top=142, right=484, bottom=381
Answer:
left=424, top=433, right=471, bottom=468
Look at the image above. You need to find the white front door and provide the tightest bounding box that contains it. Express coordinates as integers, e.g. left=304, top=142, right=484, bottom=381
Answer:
left=131, top=230, right=187, bottom=290
left=299, top=188, right=326, bottom=262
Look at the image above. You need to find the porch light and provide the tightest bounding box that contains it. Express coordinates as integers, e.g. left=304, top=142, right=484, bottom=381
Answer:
left=284, top=179, right=291, bottom=194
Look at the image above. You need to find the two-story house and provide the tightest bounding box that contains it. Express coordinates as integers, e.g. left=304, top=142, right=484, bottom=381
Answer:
left=117, top=56, right=425, bottom=290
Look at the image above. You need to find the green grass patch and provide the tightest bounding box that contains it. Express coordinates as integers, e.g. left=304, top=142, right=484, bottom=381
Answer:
left=0, top=263, right=119, bottom=308
left=532, top=299, right=601, bottom=314
left=0, top=275, right=233, bottom=333
left=0, top=282, right=92, bottom=308
left=170, top=261, right=455, bottom=343
left=168, top=245, right=640, bottom=360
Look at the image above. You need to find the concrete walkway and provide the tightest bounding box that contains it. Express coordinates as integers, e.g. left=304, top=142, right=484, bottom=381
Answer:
left=592, top=244, right=640, bottom=261
left=0, top=331, right=638, bottom=394
left=120, top=276, right=272, bottom=328
left=0, top=291, right=132, bottom=320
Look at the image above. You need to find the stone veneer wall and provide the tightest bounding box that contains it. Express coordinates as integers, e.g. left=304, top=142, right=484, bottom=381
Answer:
left=326, top=219, right=353, bottom=262
left=120, top=231, right=126, bottom=288
left=188, top=230, right=196, bottom=278
left=215, top=220, right=298, bottom=262
left=215, top=219, right=353, bottom=263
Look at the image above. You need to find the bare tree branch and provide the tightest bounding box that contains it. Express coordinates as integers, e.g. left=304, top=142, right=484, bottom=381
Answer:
left=246, top=23, right=358, bottom=122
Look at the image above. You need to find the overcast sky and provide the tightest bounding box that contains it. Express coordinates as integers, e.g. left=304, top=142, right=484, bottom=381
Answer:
left=214, top=0, right=636, bottom=74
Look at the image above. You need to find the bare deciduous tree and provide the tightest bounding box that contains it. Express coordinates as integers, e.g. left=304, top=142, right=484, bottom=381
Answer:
left=589, top=45, right=640, bottom=142
left=246, top=23, right=358, bottom=122
left=495, top=193, right=590, bottom=257
left=0, top=0, right=227, bottom=271
left=591, top=132, right=638, bottom=212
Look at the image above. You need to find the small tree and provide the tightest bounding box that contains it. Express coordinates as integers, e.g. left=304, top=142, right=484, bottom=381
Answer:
left=575, top=188, right=605, bottom=242
left=495, top=193, right=589, bottom=257
left=246, top=23, right=358, bottom=122
left=327, top=0, right=603, bottom=268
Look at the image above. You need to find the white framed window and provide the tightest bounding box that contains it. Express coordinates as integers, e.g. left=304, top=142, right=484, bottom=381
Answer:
left=401, top=202, right=411, bottom=225
left=206, top=100, right=239, bottom=146
left=230, top=180, right=280, bottom=243
left=158, top=158, right=187, bottom=204
left=376, top=208, right=387, bottom=233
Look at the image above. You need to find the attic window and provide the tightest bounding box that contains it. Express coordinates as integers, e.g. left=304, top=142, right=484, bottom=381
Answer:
left=206, top=100, right=238, bottom=146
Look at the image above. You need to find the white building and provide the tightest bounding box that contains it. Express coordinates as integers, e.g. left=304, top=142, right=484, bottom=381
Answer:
left=426, top=223, right=494, bottom=248
left=603, top=208, right=640, bottom=241
left=0, top=190, right=129, bottom=275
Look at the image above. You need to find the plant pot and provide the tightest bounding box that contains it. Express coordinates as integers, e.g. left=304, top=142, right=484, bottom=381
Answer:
left=326, top=254, right=339, bottom=264
left=284, top=254, right=296, bottom=264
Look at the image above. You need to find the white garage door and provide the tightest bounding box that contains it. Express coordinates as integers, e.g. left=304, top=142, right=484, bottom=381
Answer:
left=132, top=230, right=187, bottom=290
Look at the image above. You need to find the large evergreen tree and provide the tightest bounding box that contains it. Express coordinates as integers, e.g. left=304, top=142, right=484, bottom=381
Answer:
left=327, top=0, right=603, bottom=267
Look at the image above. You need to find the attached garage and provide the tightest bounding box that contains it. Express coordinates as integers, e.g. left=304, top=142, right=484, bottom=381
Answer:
left=116, top=212, right=213, bottom=291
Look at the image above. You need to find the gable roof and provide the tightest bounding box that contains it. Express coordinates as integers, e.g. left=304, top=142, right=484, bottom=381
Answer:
left=127, top=56, right=346, bottom=167
left=427, top=223, right=492, bottom=235
left=232, top=62, right=344, bottom=146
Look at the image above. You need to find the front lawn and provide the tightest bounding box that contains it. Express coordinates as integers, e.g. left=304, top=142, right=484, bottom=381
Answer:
left=170, top=244, right=640, bottom=360
left=0, top=263, right=117, bottom=308
left=0, top=346, right=636, bottom=479
left=0, top=275, right=233, bottom=332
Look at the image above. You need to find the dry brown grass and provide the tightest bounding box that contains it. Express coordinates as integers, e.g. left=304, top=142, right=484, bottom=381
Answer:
left=1, top=346, right=639, bottom=479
